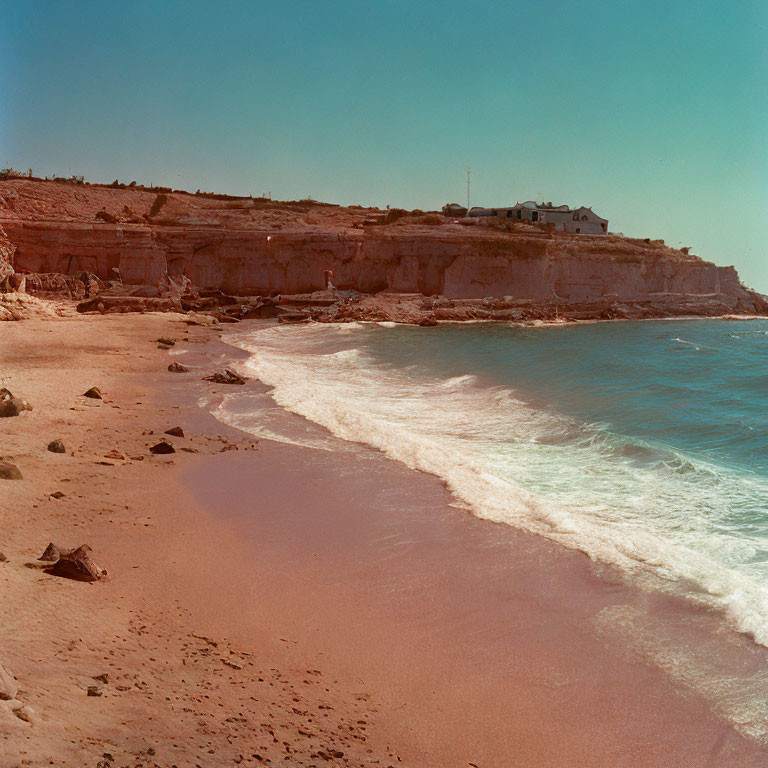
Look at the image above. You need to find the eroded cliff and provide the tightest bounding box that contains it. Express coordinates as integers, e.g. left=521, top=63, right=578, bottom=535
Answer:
left=1, top=178, right=764, bottom=316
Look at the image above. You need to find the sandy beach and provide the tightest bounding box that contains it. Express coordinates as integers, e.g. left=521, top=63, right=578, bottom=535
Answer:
left=2, top=311, right=767, bottom=767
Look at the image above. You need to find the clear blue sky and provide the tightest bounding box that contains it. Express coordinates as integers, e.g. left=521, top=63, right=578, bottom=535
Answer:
left=2, top=1, right=766, bottom=291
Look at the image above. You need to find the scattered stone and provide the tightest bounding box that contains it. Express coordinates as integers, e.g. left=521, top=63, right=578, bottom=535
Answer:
left=0, top=552, right=6, bottom=562
left=93, top=673, right=110, bottom=684
left=12, top=704, right=33, bottom=723
left=47, top=439, right=66, bottom=454
left=0, top=664, right=18, bottom=701
left=83, top=387, right=103, bottom=399
left=168, top=361, right=189, bottom=373
left=149, top=440, right=175, bottom=455
left=203, top=369, right=248, bottom=385
left=157, top=337, right=175, bottom=346
left=0, top=462, right=22, bottom=480
left=87, top=685, right=103, bottom=697
left=50, top=491, right=65, bottom=499
left=40, top=543, right=107, bottom=582
left=164, top=426, right=184, bottom=438
left=0, top=389, right=32, bottom=418
left=104, top=449, right=125, bottom=460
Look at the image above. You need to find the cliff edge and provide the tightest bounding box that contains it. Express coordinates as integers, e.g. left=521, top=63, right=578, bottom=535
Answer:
left=1, top=177, right=765, bottom=321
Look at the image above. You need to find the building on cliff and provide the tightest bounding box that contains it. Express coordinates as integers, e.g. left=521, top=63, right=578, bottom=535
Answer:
left=441, top=202, right=468, bottom=217
left=468, top=201, right=608, bottom=234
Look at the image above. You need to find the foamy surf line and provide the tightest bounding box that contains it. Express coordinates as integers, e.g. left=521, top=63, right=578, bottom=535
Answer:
left=219, top=324, right=768, bottom=647
left=213, top=322, right=768, bottom=741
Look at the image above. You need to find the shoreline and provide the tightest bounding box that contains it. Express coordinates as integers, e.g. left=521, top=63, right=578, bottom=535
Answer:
left=2, top=311, right=767, bottom=766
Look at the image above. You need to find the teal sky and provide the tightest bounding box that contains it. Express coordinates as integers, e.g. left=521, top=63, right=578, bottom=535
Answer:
left=2, top=1, right=766, bottom=291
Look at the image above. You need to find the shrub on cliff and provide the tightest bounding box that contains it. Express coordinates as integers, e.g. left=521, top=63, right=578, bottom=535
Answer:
left=382, top=208, right=408, bottom=224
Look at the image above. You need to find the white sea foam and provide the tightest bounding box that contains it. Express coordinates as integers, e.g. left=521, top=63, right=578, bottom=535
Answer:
left=221, top=324, right=768, bottom=650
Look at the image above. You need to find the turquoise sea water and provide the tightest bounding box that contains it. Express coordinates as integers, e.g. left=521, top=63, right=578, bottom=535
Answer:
left=227, top=318, right=768, bottom=651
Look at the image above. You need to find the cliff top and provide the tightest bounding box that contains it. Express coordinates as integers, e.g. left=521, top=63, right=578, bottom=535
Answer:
left=0, top=177, right=699, bottom=264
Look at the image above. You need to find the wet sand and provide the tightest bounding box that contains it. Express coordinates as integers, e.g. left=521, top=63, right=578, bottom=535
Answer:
left=2, top=311, right=767, bottom=767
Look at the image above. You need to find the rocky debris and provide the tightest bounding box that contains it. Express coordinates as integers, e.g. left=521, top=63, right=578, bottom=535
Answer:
left=86, top=685, right=103, bottom=697
left=156, top=337, right=175, bottom=346
left=168, top=361, right=189, bottom=373
left=0, top=291, right=65, bottom=321
left=164, top=426, right=184, bottom=438
left=38, top=542, right=63, bottom=562
left=0, top=388, right=32, bottom=417
left=83, top=387, right=103, bottom=399
left=38, top=543, right=108, bottom=582
left=47, top=439, right=66, bottom=453
left=0, top=552, right=7, bottom=562
left=50, top=490, right=65, bottom=499
left=203, top=369, right=248, bottom=385
left=77, top=295, right=181, bottom=314
left=0, top=664, right=18, bottom=701
left=0, top=461, right=22, bottom=480
left=11, top=704, right=33, bottom=723
left=277, top=311, right=311, bottom=324
left=149, top=440, right=175, bottom=454
left=93, top=673, right=110, bottom=684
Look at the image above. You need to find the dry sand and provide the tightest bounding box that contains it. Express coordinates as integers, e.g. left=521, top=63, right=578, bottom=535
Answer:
left=0, top=312, right=399, bottom=767
left=2, top=311, right=767, bottom=767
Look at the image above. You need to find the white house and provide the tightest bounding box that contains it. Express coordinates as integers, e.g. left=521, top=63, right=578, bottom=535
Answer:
left=467, top=201, right=608, bottom=234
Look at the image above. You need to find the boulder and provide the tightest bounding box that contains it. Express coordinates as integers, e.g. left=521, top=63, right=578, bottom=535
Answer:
left=149, top=440, right=175, bottom=454
left=203, top=369, right=248, bottom=385
left=164, top=426, right=184, bottom=438
left=156, top=337, right=175, bottom=346
left=83, top=387, right=103, bottom=399
left=0, top=388, right=32, bottom=418
left=0, top=462, right=22, bottom=480
left=42, top=544, right=107, bottom=582
left=47, top=439, right=66, bottom=454
left=168, top=362, right=189, bottom=373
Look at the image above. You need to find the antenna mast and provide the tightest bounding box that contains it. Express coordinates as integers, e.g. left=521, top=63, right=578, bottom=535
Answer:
left=466, top=168, right=471, bottom=211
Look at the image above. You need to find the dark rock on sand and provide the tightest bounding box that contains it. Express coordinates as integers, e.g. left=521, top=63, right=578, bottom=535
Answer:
left=203, top=369, right=248, bottom=385
left=0, top=461, right=22, bottom=480
left=168, top=361, right=189, bottom=373
left=157, top=337, right=175, bottom=346
left=47, top=439, right=66, bottom=453
left=50, top=490, right=65, bottom=499
left=0, top=388, right=32, bottom=418
left=150, top=440, right=176, bottom=454
left=87, top=685, right=103, bottom=697
left=164, top=426, right=185, bottom=438
left=0, top=552, right=7, bottom=563
left=83, top=387, right=103, bottom=399
left=12, top=704, right=33, bottom=723
left=43, top=544, right=107, bottom=582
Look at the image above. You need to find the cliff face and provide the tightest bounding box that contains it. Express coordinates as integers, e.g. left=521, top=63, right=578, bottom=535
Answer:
left=0, top=178, right=764, bottom=315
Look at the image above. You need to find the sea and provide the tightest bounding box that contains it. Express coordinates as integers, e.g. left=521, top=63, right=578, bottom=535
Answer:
left=213, top=317, right=768, bottom=738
